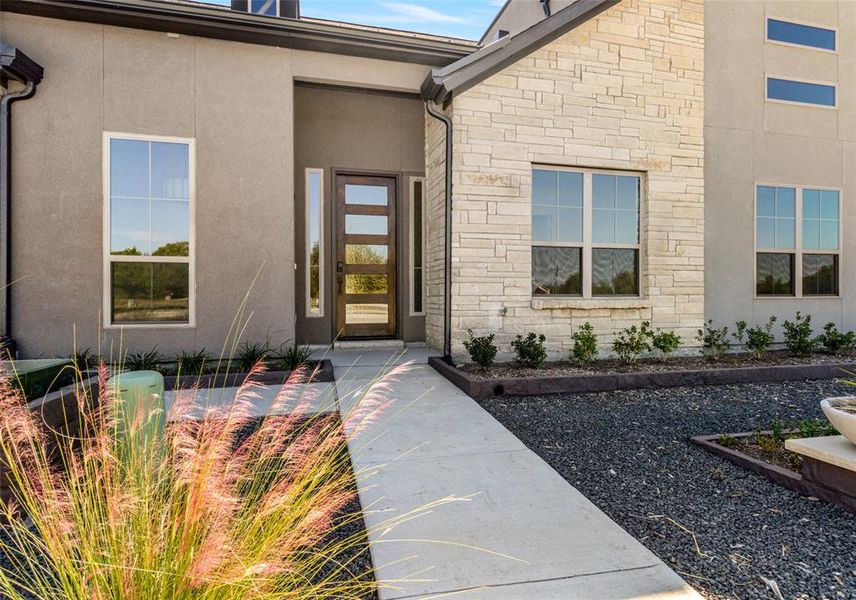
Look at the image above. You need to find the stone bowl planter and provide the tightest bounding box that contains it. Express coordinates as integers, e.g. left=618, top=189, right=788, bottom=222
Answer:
left=821, top=397, right=856, bottom=446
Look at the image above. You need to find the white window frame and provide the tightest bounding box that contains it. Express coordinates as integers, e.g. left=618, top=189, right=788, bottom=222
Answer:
left=531, top=165, right=644, bottom=299
left=409, top=176, right=426, bottom=316
left=305, top=168, right=325, bottom=318
left=753, top=182, right=843, bottom=299
left=765, top=75, right=838, bottom=109
left=102, top=131, right=196, bottom=329
left=765, top=16, right=838, bottom=54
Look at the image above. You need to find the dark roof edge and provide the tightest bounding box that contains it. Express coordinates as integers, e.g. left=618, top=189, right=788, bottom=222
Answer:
left=2, top=0, right=475, bottom=67
left=476, top=0, right=510, bottom=46
left=0, top=43, right=44, bottom=83
left=423, top=0, right=618, bottom=103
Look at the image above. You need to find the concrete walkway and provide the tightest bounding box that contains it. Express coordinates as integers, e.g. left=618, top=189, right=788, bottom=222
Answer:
left=333, top=348, right=702, bottom=600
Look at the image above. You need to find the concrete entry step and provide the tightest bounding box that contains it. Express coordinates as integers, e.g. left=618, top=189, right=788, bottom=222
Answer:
left=333, top=339, right=405, bottom=350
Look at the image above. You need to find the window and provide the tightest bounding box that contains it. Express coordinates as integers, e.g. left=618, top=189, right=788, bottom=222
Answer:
left=532, top=167, right=641, bottom=298
left=410, top=177, right=425, bottom=316
left=105, top=133, right=193, bottom=325
left=755, top=185, right=840, bottom=297
left=766, top=77, right=836, bottom=107
left=250, top=0, right=277, bottom=16
left=767, top=18, right=836, bottom=51
left=306, top=168, right=324, bottom=317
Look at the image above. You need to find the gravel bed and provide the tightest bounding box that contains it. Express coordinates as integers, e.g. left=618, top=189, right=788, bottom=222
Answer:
left=477, top=379, right=856, bottom=600
left=461, top=350, right=856, bottom=379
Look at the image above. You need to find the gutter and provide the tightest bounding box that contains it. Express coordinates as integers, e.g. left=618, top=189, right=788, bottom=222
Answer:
left=423, top=100, right=453, bottom=364
left=1, top=44, right=44, bottom=350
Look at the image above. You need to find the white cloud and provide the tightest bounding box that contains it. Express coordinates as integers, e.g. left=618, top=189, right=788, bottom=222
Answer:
left=379, top=2, right=468, bottom=24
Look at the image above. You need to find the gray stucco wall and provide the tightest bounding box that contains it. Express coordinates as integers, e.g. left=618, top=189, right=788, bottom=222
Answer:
left=2, top=12, right=295, bottom=358
left=705, top=0, right=856, bottom=334
left=293, top=84, right=426, bottom=345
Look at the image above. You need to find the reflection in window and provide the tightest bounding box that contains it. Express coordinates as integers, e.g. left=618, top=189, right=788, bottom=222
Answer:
left=767, top=77, right=836, bottom=107
left=767, top=18, right=836, bottom=51
left=346, top=245, right=387, bottom=265
left=345, top=214, right=387, bottom=235
left=802, top=189, right=839, bottom=250
left=532, top=247, right=581, bottom=296
left=756, top=253, right=794, bottom=296
left=250, top=0, right=277, bottom=16
left=107, top=136, right=192, bottom=324
left=592, top=174, right=638, bottom=244
left=411, top=179, right=425, bottom=314
left=592, top=249, right=639, bottom=296
left=803, top=254, right=838, bottom=296
left=346, top=184, right=388, bottom=206
left=306, top=169, right=323, bottom=317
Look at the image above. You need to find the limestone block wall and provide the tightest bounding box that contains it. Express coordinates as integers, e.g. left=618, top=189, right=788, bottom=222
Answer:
left=428, top=0, right=705, bottom=359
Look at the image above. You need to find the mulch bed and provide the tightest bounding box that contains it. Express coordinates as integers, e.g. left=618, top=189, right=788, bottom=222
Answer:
left=476, top=379, right=856, bottom=599
left=461, top=350, right=856, bottom=379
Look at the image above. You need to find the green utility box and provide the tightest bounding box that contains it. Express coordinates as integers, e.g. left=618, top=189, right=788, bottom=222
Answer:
left=106, top=370, right=165, bottom=453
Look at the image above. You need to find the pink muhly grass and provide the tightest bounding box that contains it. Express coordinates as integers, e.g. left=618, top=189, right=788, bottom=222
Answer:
left=0, top=357, right=394, bottom=599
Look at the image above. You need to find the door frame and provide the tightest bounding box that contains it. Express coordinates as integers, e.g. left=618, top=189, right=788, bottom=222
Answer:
left=332, top=170, right=401, bottom=340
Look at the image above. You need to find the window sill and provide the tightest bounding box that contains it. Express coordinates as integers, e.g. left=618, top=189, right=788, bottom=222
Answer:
left=531, top=297, right=651, bottom=310
left=103, top=323, right=196, bottom=330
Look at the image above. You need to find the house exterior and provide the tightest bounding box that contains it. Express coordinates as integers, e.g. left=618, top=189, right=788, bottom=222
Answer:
left=0, top=0, right=852, bottom=361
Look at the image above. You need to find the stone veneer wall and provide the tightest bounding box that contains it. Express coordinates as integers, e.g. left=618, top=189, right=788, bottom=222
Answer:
left=426, top=0, right=705, bottom=358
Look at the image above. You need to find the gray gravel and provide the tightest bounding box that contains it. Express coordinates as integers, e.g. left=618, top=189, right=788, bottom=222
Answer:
left=477, top=379, right=856, bottom=600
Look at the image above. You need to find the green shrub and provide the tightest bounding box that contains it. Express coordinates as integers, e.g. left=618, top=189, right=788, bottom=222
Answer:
left=237, top=341, right=272, bottom=372
left=612, top=321, right=653, bottom=364
left=651, top=329, right=681, bottom=361
left=72, top=347, right=95, bottom=371
left=733, top=316, right=777, bottom=359
left=176, top=348, right=209, bottom=375
left=125, top=347, right=161, bottom=371
left=817, top=322, right=855, bottom=355
left=782, top=312, right=818, bottom=356
left=511, top=332, right=547, bottom=369
left=463, top=329, right=498, bottom=369
left=571, top=323, right=598, bottom=364
left=696, top=320, right=729, bottom=360
left=281, top=341, right=313, bottom=370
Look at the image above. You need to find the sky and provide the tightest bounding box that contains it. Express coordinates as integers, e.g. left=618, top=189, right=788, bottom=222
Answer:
left=210, top=0, right=505, bottom=40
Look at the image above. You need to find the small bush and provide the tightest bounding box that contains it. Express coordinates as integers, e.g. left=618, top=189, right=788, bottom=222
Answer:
left=511, top=332, right=547, bottom=369
left=281, top=341, right=313, bottom=370
left=733, top=316, right=777, bottom=359
left=782, top=311, right=818, bottom=356
left=463, top=329, right=498, bottom=369
left=571, top=323, right=598, bottom=364
left=125, top=347, right=161, bottom=371
left=817, top=322, right=855, bottom=355
left=176, top=348, right=209, bottom=375
left=696, top=320, right=729, bottom=360
left=72, top=347, right=94, bottom=371
left=612, top=321, right=653, bottom=364
left=237, top=341, right=272, bottom=372
left=651, top=329, right=681, bottom=361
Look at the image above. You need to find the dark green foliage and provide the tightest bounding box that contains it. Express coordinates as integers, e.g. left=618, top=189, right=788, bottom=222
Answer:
left=782, top=312, right=818, bottom=356
left=125, top=347, right=162, bottom=371
left=733, top=316, right=777, bottom=359
left=571, top=323, right=598, bottom=364
left=511, top=332, right=547, bottom=369
left=463, top=330, right=498, bottom=369
left=176, top=348, right=209, bottom=375
left=73, top=347, right=95, bottom=371
left=651, top=329, right=681, bottom=360
left=696, top=320, right=729, bottom=360
left=817, top=322, right=856, bottom=355
left=237, top=341, right=272, bottom=373
left=612, top=321, right=653, bottom=364
left=280, top=342, right=313, bottom=370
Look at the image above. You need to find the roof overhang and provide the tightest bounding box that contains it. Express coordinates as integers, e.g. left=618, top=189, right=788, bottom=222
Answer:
left=422, top=0, right=618, bottom=104
left=1, top=0, right=476, bottom=67
left=0, top=43, right=44, bottom=84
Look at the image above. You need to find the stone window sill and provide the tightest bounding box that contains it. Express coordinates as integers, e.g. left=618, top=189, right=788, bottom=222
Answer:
left=531, top=297, right=652, bottom=310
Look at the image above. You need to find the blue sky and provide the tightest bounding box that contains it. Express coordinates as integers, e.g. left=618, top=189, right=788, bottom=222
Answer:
left=210, top=1, right=504, bottom=40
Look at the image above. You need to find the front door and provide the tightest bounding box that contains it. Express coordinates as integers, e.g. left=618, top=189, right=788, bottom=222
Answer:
left=336, top=175, right=396, bottom=338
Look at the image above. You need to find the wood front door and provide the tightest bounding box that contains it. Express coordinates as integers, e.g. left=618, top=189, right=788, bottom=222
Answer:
left=336, top=175, right=396, bottom=338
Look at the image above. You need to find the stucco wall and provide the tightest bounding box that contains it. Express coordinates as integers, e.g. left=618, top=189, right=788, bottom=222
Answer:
left=705, top=0, right=856, bottom=334
left=2, top=12, right=295, bottom=358
left=429, top=0, right=705, bottom=358
left=293, top=84, right=426, bottom=344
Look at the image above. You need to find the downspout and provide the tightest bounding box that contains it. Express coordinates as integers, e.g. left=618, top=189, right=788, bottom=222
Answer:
left=1, top=78, right=38, bottom=348
left=424, top=100, right=454, bottom=364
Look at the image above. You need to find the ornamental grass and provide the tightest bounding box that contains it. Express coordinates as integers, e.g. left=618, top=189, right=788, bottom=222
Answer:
left=0, top=359, right=398, bottom=599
